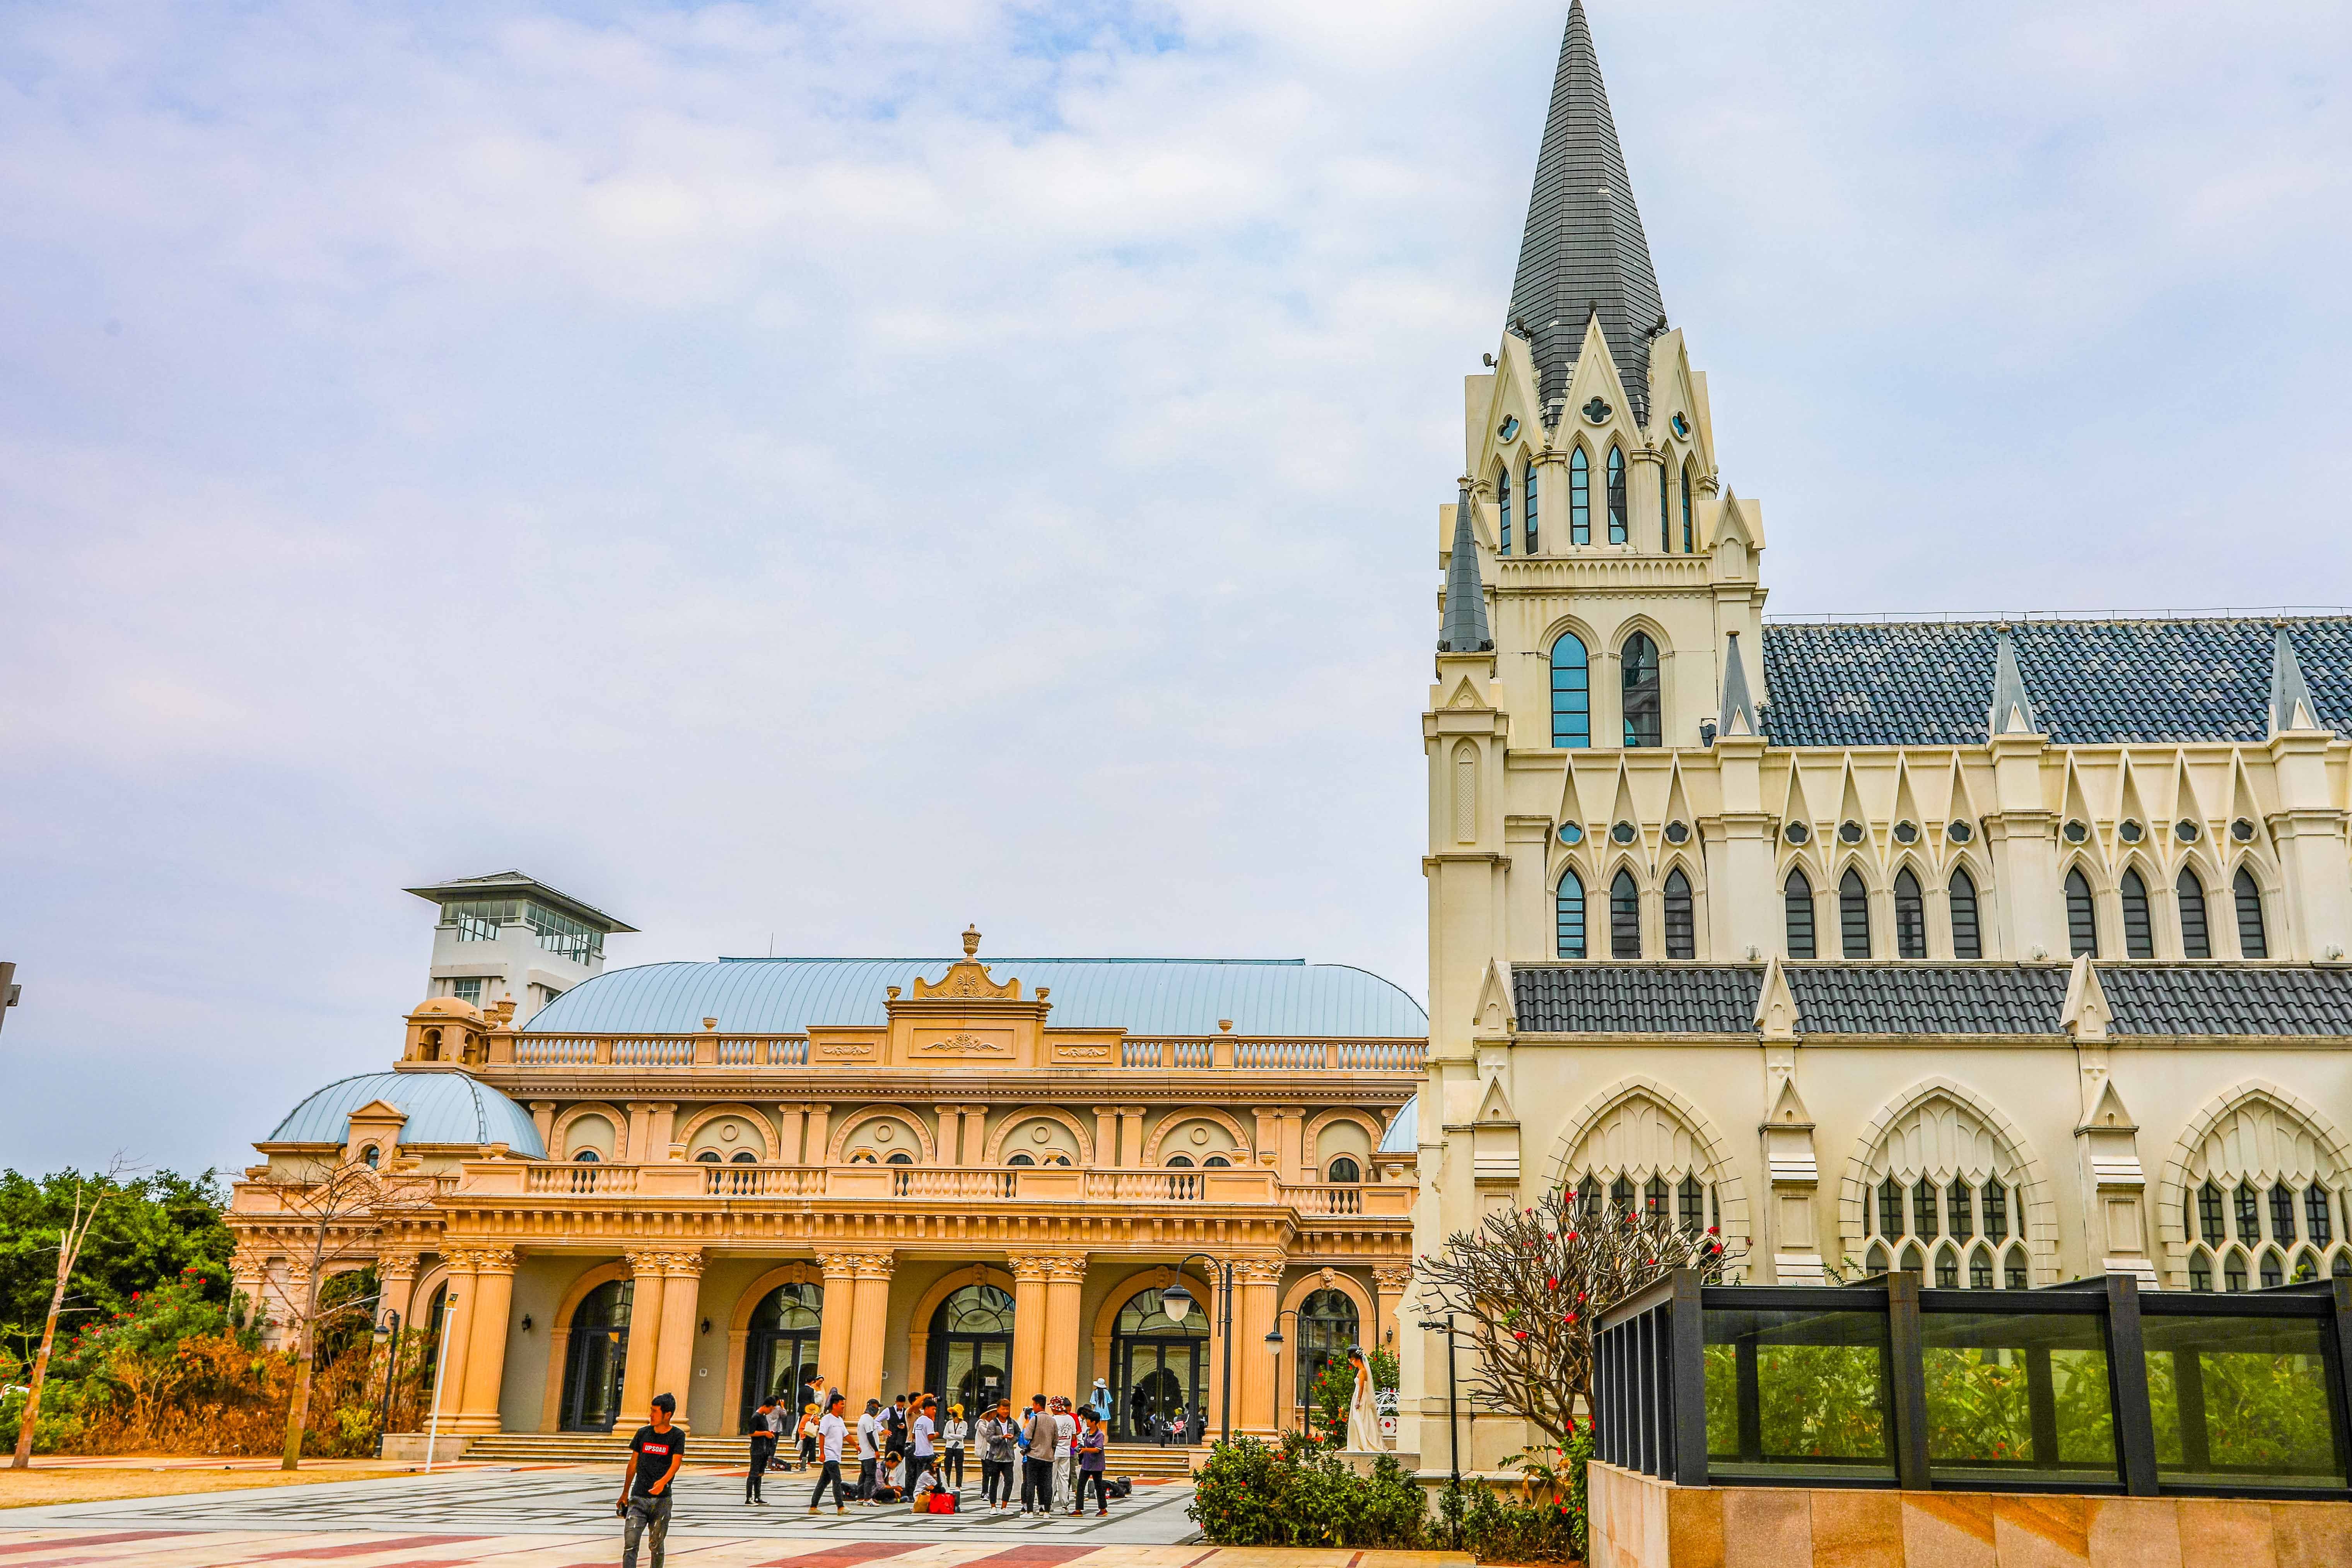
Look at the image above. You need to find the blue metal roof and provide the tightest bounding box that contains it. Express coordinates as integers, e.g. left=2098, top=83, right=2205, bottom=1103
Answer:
left=524, top=958, right=1429, bottom=1039
left=1377, top=1095, right=1418, bottom=1154
left=266, top=1070, right=547, bottom=1156
left=1759, top=617, right=2352, bottom=748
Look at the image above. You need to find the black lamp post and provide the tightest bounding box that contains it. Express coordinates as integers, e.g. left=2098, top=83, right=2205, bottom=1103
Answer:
left=1418, top=1315, right=1462, bottom=1548
left=1265, top=1306, right=1300, bottom=1435
left=375, top=1309, right=402, bottom=1438
left=1160, top=1254, right=1235, bottom=1445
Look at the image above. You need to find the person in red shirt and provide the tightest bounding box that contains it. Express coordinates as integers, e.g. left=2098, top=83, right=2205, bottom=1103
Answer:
left=618, top=1393, right=685, bottom=1568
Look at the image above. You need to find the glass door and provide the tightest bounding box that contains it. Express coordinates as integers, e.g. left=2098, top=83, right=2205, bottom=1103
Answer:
left=934, top=1334, right=1012, bottom=1414
left=1117, top=1339, right=1204, bottom=1442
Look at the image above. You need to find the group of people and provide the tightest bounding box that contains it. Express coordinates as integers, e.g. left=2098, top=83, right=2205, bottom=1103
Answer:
left=735, top=1376, right=1126, bottom=1518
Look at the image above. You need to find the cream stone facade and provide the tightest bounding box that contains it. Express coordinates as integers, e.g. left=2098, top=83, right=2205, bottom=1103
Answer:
left=231, top=922, right=1423, bottom=1447
left=1404, top=1, right=2352, bottom=1474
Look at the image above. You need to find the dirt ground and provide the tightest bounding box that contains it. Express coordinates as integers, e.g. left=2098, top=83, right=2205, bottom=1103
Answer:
left=0, top=1460, right=421, bottom=1508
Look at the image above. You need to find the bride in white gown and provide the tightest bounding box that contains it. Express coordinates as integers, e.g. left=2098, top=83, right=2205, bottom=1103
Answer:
left=1343, top=1346, right=1382, bottom=1451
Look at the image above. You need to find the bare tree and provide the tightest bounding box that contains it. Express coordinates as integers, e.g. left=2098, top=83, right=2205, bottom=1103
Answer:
left=1413, top=1182, right=1741, bottom=1449
left=11, top=1159, right=130, bottom=1470
left=263, top=1158, right=437, bottom=1470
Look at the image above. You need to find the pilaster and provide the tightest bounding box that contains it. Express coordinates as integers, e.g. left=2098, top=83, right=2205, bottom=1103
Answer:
left=453, top=1245, right=518, bottom=1434
left=841, top=1251, right=895, bottom=1406
left=1372, top=1264, right=1411, bottom=1353
left=1231, top=1256, right=1285, bottom=1438
left=617, top=1247, right=673, bottom=1431
left=1008, top=1254, right=1055, bottom=1402
left=651, top=1249, right=704, bottom=1427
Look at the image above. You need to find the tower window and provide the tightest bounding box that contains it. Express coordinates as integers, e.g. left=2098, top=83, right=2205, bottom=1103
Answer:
left=448, top=977, right=484, bottom=1006
left=1620, top=632, right=1661, bottom=747
left=1784, top=869, right=1815, bottom=958
left=2178, top=868, right=2211, bottom=957
left=1949, top=868, right=1981, bottom=958
left=2120, top=869, right=2153, bottom=958
left=1606, top=446, right=1627, bottom=543
left=2064, top=868, right=2098, bottom=957
left=2234, top=867, right=2268, bottom=957
left=1680, top=462, right=1694, bottom=553
left=1524, top=461, right=1539, bottom=550
left=1839, top=868, right=1870, bottom=958
left=1557, top=869, right=1587, bottom=959
left=1893, top=868, right=1925, bottom=958
left=2198, top=1181, right=2224, bottom=1246
left=1664, top=868, right=1694, bottom=959
left=1569, top=448, right=1590, bottom=544
left=1610, top=870, right=1640, bottom=958
left=1496, top=466, right=1511, bottom=555
left=1550, top=632, right=1591, bottom=748
left=1982, top=1177, right=2008, bottom=1241
left=1658, top=454, right=1671, bottom=550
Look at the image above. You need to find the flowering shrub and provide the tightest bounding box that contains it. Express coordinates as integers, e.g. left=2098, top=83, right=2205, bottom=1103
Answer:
left=1189, top=1432, right=1428, bottom=1548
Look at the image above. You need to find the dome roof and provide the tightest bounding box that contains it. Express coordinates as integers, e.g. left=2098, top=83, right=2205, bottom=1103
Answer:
left=1377, top=1095, right=1418, bottom=1155
left=266, top=1070, right=545, bottom=1157
left=526, top=957, right=1428, bottom=1039
left=410, top=997, right=483, bottom=1018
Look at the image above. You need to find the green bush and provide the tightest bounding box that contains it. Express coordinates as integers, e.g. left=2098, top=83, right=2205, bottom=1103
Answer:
left=1189, top=1432, right=1428, bottom=1548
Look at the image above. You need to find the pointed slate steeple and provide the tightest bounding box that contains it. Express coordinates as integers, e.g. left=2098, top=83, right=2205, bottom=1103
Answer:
left=1719, top=631, right=1760, bottom=739
left=1507, top=0, right=1667, bottom=426
left=2269, top=625, right=2324, bottom=735
left=1987, top=629, right=2039, bottom=737
left=1438, top=485, right=1494, bottom=654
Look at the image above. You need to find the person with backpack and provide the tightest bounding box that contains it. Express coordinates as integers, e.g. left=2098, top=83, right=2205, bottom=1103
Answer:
left=1070, top=1410, right=1109, bottom=1517
left=1020, top=1394, right=1056, bottom=1514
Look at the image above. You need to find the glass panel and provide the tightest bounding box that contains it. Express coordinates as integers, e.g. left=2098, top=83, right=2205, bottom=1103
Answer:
left=2066, top=869, right=2098, bottom=957
left=1550, top=633, right=1591, bottom=748
left=1894, top=870, right=1926, bottom=958
left=2144, top=1311, right=2349, bottom=1489
left=1557, top=869, right=1587, bottom=958
left=1920, top=1309, right=2117, bottom=1488
left=1524, top=461, right=1539, bottom=551
left=2235, top=869, right=2268, bottom=958
left=1569, top=448, right=1588, bottom=544
left=1611, top=871, right=1641, bottom=958
left=1983, top=1177, right=2008, bottom=1242
left=2179, top=869, right=2212, bottom=957
left=1621, top=634, right=1661, bottom=747
left=1606, top=446, right=1627, bottom=543
left=2121, top=869, right=2154, bottom=957
left=1702, top=1304, right=1896, bottom=1482
left=1949, top=869, right=1982, bottom=958
left=1785, top=871, right=1816, bottom=958
left=1840, top=870, right=1870, bottom=958
left=1496, top=466, right=1511, bottom=555
left=1664, top=869, right=1694, bottom=959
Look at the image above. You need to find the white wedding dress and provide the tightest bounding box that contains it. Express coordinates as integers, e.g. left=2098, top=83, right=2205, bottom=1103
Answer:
left=1345, top=1360, right=1382, bottom=1450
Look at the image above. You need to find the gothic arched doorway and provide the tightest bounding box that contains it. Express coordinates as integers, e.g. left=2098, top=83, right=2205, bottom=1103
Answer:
left=925, top=1284, right=1015, bottom=1416
left=740, top=1280, right=824, bottom=1432
left=1110, top=1287, right=1206, bottom=1442
left=558, top=1278, right=632, bottom=1432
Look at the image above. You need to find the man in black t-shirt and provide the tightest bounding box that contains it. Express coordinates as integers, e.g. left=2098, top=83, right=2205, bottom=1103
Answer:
left=618, top=1393, right=685, bottom=1568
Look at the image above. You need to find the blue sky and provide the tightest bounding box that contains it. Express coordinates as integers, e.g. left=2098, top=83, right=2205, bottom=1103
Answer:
left=3, top=0, right=2348, bottom=1175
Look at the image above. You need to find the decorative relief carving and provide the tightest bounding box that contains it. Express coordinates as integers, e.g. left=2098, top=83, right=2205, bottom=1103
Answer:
left=1009, top=1252, right=1085, bottom=1283
left=816, top=1041, right=877, bottom=1060
left=1232, top=1255, right=1288, bottom=1285
left=441, top=1244, right=517, bottom=1275
left=375, top=1250, right=420, bottom=1281
left=1373, top=1264, right=1413, bottom=1292
left=816, top=1250, right=894, bottom=1279
left=919, top=1033, right=1005, bottom=1056
left=1054, top=1045, right=1110, bottom=1061
left=911, top=927, right=1023, bottom=1001
left=626, top=1247, right=702, bottom=1278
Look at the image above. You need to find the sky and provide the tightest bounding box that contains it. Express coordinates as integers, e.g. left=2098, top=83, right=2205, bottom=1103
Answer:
left=3, top=0, right=2349, bottom=1178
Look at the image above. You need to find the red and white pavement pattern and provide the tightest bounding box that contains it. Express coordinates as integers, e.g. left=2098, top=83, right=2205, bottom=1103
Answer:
left=0, top=1536, right=1463, bottom=1568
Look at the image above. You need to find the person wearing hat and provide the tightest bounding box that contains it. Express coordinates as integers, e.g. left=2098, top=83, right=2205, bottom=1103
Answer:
left=618, top=1392, right=685, bottom=1568
left=1086, top=1378, right=1113, bottom=1426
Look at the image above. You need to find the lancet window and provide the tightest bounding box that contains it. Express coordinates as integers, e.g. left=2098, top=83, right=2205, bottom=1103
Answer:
left=1556, top=868, right=1587, bottom=960
left=1657, top=455, right=1671, bottom=550
left=2178, top=868, right=2211, bottom=957
left=1606, top=446, right=1627, bottom=543
left=1680, top=461, right=1694, bottom=553
left=1620, top=632, right=1661, bottom=747
left=1610, top=870, right=1640, bottom=958
left=1893, top=869, right=1926, bottom=959
left=1784, top=869, right=1816, bottom=958
left=2064, top=868, right=2098, bottom=957
left=1549, top=631, right=1591, bottom=748
left=1858, top=1094, right=2031, bottom=1290
left=1568, top=448, right=1589, bottom=544
left=1567, top=1094, right=1718, bottom=1239
left=1496, top=466, right=1511, bottom=555
left=2234, top=868, right=2268, bottom=957
left=1839, top=868, right=1870, bottom=958
left=2120, top=869, right=2154, bottom=958
left=1664, top=868, right=1694, bottom=960
left=2179, top=1098, right=2349, bottom=1290
left=1949, top=867, right=1982, bottom=958
left=1524, top=460, right=1539, bottom=550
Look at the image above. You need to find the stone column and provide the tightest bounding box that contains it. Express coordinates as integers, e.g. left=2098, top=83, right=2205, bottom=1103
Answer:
left=651, top=1250, right=704, bottom=1428
left=617, top=1248, right=674, bottom=1432
left=1372, top=1264, right=1411, bottom=1353
left=528, top=1101, right=557, bottom=1153
left=843, top=1252, right=896, bottom=1404
left=815, top=1251, right=862, bottom=1393
left=778, top=1105, right=808, bottom=1164
left=1119, top=1107, right=1146, bottom=1167
left=1008, top=1254, right=1055, bottom=1401
left=1232, top=1256, right=1284, bottom=1437
left=455, top=1246, right=518, bottom=1433
left=938, top=1105, right=963, bottom=1167
left=275, top=1261, right=313, bottom=1358
left=431, top=1250, right=481, bottom=1425
left=1040, top=1255, right=1086, bottom=1395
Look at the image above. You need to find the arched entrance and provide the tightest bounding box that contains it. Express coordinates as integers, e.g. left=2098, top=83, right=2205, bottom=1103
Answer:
left=1110, top=1287, right=1206, bottom=1442
left=1294, top=1287, right=1359, bottom=1421
left=559, top=1279, right=632, bottom=1432
left=925, top=1284, right=1015, bottom=1415
left=739, top=1280, right=823, bottom=1431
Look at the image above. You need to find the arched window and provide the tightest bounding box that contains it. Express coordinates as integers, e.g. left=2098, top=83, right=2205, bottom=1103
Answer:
left=1949, top=867, right=1982, bottom=958
left=1496, top=466, right=1512, bottom=555
left=1606, top=446, right=1627, bottom=543
left=1658, top=454, right=1671, bottom=550
left=1550, top=632, right=1591, bottom=748
left=2120, top=869, right=2154, bottom=957
left=1863, top=1097, right=2027, bottom=1287
left=1008, top=1152, right=1034, bottom=1167
left=1296, top=1288, right=1360, bottom=1407
left=1524, top=461, right=1539, bottom=550
left=1680, top=461, right=1694, bottom=553
left=2064, top=868, right=2098, bottom=957
left=1677, top=1175, right=1705, bottom=1233
left=886, top=1151, right=912, bottom=1165
left=1620, top=632, right=1661, bottom=746
left=1569, top=448, right=1590, bottom=544
left=1969, top=1249, right=1993, bottom=1288
left=1203, top=1154, right=1231, bottom=1168
left=1948, top=1178, right=1975, bottom=1240
left=1166, top=1154, right=1192, bottom=1168
left=359, top=1144, right=379, bottom=1169
left=2197, top=1181, right=2224, bottom=1245
left=1556, top=868, right=1587, bottom=959
left=732, top=1150, right=757, bottom=1164
left=1663, top=868, right=1694, bottom=959
left=1327, top=1156, right=1361, bottom=1184
left=2234, top=868, right=2268, bottom=957
left=1893, top=868, right=1925, bottom=958
left=1610, top=869, right=1640, bottom=958
left=1839, top=868, right=1870, bottom=957
left=1784, top=869, right=1816, bottom=958
left=696, top=1150, right=721, bottom=1164
left=574, top=1150, right=600, bottom=1164
left=2177, top=868, right=2211, bottom=957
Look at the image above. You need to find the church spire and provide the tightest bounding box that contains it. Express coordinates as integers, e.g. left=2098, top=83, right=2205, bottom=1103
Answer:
left=1719, top=631, right=1760, bottom=738
left=2269, top=624, right=2324, bottom=735
left=1988, top=629, right=2039, bottom=737
left=1507, top=0, right=1667, bottom=426
left=1438, top=485, right=1494, bottom=654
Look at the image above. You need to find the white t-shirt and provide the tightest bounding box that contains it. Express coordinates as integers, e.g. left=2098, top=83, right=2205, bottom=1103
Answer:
left=819, top=1412, right=846, bottom=1463
left=857, top=1411, right=880, bottom=1459
left=912, top=1413, right=934, bottom=1456
left=1052, top=1411, right=1075, bottom=1459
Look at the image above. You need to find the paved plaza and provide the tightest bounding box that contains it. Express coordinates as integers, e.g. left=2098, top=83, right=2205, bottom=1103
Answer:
left=0, top=1466, right=1472, bottom=1567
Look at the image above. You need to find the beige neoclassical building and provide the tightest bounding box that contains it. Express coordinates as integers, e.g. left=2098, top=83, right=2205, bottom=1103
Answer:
left=230, top=920, right=1422, bottom=1448
left=1403, top=1, right=2352, bottom=1471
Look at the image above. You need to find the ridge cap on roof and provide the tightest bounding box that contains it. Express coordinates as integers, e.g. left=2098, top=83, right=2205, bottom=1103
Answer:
left=710, top=955, right=1312, bottom=966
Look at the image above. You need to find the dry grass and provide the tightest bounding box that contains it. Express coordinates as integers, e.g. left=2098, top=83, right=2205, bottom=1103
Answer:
left=0, top=1462, right=418, bottom=1509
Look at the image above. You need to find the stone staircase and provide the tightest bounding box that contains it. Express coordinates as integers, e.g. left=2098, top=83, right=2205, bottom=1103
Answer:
left=448, top=1431, right=632, bottom=1466
left=1103, top=1444, right=1198, bottom=1481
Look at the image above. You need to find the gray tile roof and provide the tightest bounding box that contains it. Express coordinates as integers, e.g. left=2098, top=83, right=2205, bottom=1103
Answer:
left=1507, top=0, right=1665, bottom=426
left=1759, top=617, right=2352, bottom=748
left=1512, top=962, right=2352, bottom=1037
left=1438, top=487, right=1494, bottom=653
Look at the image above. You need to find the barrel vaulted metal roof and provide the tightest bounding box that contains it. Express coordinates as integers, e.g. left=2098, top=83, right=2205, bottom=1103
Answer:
left=524, top=958, right=1430, bottom=1039
left=266, top=1070, right=546, bottom=1156
left=1759, top=617, right=2352, bottom=748
left=1377, top=1095, right=1419, bottom=1154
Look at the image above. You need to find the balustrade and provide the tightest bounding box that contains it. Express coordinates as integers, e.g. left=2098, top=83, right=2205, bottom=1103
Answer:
left=491, top=1033, right=1414, bottom=1073
left=477, top=1161, right=1409, bottom=1215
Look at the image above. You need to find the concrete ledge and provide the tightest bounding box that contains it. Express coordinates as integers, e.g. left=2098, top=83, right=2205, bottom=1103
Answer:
left=379, top=1433, right=471, bottom=1462
left=1588, top=1460, right=2352, bottom=1568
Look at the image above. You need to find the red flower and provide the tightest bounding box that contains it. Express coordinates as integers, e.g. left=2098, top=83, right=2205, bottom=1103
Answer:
left=1565, top=1313, right=1578, bottom=1324
left=1566, top=1231, right=1578, bottom=1242
left=1645, top=1258, right=1656, bottom=1266
left=1576, top=1291, right=1587, bottom=1303
left=1546, top=1277, right=1559, bottom=1291
left=1707, top=1226, right=1719, bottom=1236
left=1513, top=1329, right=1529, bottom=1341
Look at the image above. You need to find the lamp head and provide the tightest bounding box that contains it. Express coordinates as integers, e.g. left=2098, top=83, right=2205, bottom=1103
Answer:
left=1160, top=1279, right=1194, bottom=1323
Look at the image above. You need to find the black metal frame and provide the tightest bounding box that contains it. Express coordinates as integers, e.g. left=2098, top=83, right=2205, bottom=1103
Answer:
left=1594, top=1270, right=2352, bottom=1501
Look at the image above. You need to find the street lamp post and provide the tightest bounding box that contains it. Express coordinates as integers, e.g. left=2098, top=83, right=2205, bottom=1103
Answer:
left=374, top=1310, right=402, bottom=1441
left=1266, top=1307, right=1300, bottom=1436
left=1159, top=1254, right=1236, bottom=1445
left=424, top=1291, right=458, bottom=1474
left=1418, top=1315, right=1461, bottom=1549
